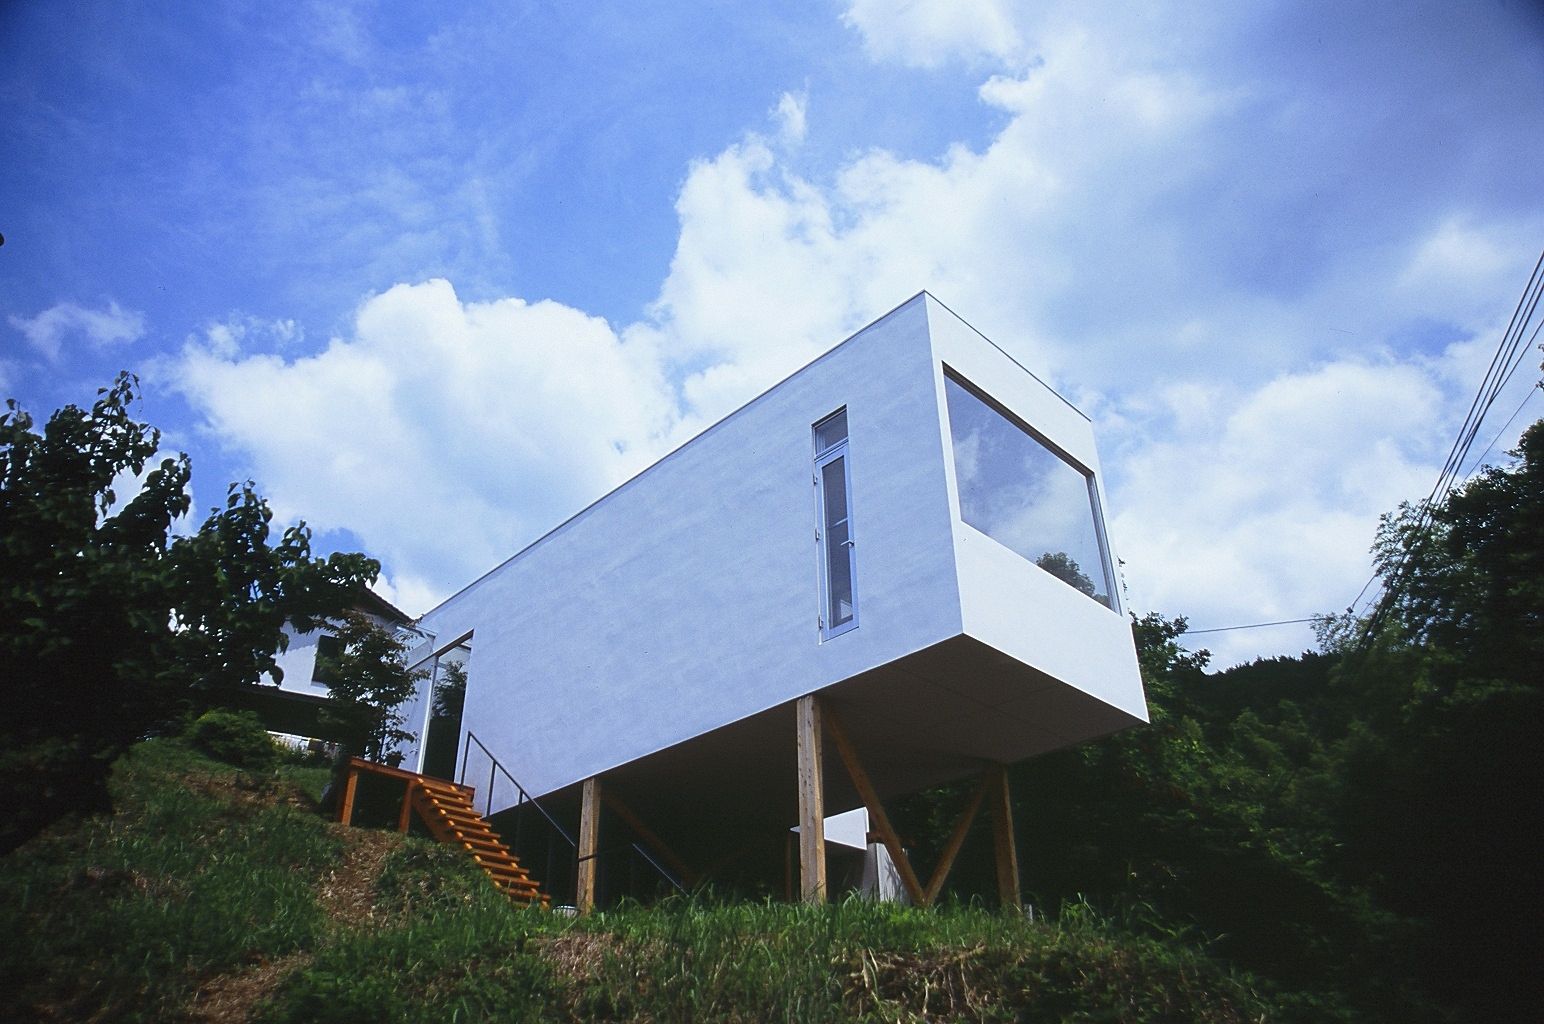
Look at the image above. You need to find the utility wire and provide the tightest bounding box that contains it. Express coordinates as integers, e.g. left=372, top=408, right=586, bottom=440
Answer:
left=1183, top=617, right=1319, bottom=636
left=1461, top=379, right=1542, bottom=482
left=1357, top=247, right=1544, bottom=641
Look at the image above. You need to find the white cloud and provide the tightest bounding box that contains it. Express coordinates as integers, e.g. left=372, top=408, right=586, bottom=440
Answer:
left=172, top=1, right=1541, bottom=667
left=774, top=91, right=808, bottom=145
left=8, top=300, right=146, bottom=360
left=195, top=315, right=302, bottom=359
left=1107, top=357, right=1450, bottom=666
left=174, top=280, right=677, bottom=613
left=843, top=0, right=1025, bottom=68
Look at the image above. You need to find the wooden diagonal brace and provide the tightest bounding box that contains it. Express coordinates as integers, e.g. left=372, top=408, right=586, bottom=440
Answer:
left=821, top=701, right=927, bottom=906
left=989, top=764, right=1021, bottom=908
left=601, top=788, right=701, bottom=888
left=922, top=770, right=993, bottom=905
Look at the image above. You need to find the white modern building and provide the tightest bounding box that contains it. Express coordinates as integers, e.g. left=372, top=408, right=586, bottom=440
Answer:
left=403, top=292, right=1146, bottom=904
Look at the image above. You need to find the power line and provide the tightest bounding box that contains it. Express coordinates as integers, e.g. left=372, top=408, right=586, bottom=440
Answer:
left=1461, top=379, right=1542, bottom=482
left=1183, top=617, right=1319, bottom=636
left=1356, top=247, right=1544, bottom=640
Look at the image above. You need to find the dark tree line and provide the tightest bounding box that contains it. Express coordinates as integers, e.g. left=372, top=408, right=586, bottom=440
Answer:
left=898, top=419, right=1544, bottom=1023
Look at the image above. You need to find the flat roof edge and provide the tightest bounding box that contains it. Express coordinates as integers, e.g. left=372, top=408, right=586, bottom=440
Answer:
left=920, top=292, right=1091, bottom=423
left=421, top=292, right=933, bottom=618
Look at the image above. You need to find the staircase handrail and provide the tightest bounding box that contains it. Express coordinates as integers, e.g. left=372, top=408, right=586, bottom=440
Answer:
left=460, top=730, right=577, bottom=848
left=459, top=730, right=687, bottom=895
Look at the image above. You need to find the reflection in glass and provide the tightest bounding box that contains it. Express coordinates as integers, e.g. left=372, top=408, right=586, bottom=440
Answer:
left=814, top=409, right=848, bottom=455
left=943, top=374, right=1113, bottom=608
left=821, top=455, right=855, bottom=628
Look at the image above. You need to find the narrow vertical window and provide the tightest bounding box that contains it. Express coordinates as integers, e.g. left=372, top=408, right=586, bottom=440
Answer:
left=814, top=409, right=858, bottom=639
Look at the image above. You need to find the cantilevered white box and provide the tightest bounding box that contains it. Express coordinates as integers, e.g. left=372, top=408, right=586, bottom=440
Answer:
left=407, top=293, right=1145, bottom=887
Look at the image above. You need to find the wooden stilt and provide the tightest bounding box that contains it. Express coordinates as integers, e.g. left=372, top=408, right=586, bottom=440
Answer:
left=988, top=765, right=1021, bottom=908
left=577, top=776, right=601, bottom=914
left=338, top=763, right=360, bottom=826
left=822, top=704, right=927, bottom=906
left=602, top=788, right=700, bottom=888
left=397, top=779, right=416, bottom=833
left=923, top=769, right=993, bottom=905
left=796, top=694, right=826, bottom=903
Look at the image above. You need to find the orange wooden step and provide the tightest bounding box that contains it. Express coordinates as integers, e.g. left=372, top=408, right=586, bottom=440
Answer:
left=340, top=758, right=549, bottom=909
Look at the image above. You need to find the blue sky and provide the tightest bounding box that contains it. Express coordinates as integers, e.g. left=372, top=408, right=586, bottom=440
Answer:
left=3, top=0, right=1542, bottom=666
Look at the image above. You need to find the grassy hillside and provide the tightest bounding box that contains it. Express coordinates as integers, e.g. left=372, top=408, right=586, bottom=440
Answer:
left=0, top=739, right=1308, bottom=1023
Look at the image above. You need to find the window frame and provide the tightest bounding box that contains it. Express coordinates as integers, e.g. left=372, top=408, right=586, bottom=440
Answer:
left=813, top=408, right=860, bottom=641
left=940, top=367, right=1120, bottom=613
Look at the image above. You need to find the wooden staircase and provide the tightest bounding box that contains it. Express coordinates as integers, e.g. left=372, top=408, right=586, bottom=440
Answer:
left=336, top=757, right=548, bottom=908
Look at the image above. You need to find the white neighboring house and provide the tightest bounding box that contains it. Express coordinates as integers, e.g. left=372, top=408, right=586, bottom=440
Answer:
left=257, top=588, right=419, bottom=749
left=401, top=292, right=1147, bottom=898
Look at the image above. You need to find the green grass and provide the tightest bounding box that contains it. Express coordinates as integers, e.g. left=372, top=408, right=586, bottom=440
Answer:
left=0, top=739, right=339, bottom=1022
left=1, top=739, right=1307, bottom=1023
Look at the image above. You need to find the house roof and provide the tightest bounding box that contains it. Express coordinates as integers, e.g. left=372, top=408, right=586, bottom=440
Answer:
left=354, top=586, right=412, bottom=624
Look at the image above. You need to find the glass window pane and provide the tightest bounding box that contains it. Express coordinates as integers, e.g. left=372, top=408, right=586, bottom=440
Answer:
left=821, top=458, right=848, bottom=528
left=814, top=409, right=848, bottom=455
left=312, top=633, right=341, bottom=684
left=825, top=517, right=854, bottom=626
left=944, top=374, right=1113, bottom=608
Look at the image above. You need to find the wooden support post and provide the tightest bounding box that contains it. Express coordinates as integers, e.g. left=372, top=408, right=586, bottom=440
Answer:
left=822, top=703, right=927, bottom=906
left=796, top=694, right=826, bottom=903
left=337, top=764, right=360, bottom=826
left=577, top=776, right=601, bottom=914
left=602, top=788, right=701, bottom=888
left=923, top=769, right=993, bottom=905
left=397, top=779, right=416, bottom=833
left=988, top=764, right=1021, bottom=908
left=784, top=830, right=795, bottom=902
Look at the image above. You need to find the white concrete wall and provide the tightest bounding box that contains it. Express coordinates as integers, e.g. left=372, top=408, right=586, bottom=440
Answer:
left=418, top=295, right=964, bottom=797
left=269, top=622, right=330, bottom=696
left=924, top=298, right=1147, bottom=723
left=267, top=613, right=436, bottom=766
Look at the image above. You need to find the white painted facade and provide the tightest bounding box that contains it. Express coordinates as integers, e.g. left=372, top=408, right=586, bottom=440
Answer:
left=266, top=608, right=415, bottom=698
left=410, top=293, right=1146, bottom=826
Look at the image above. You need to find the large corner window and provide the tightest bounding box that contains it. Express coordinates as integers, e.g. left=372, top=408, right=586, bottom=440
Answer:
left=814, top=409, right=858, bottom=639
left=943, top=371, right=1117, bottom=610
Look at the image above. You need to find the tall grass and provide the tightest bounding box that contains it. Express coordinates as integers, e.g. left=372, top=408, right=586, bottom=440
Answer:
left=262, top=892, right=1277, bottom=1024
left=2, top=739, right=1298, bottom=1023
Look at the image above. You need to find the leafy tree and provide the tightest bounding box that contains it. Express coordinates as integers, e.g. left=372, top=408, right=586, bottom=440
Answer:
left=1321, top=418, right=1544, bottom=1020
left=0, top=375, right=378, bottom=851
left=422, top=658, right=468, bottom=780
left=315, top=612, right=424, bottom=765
left=431, top=658, right=468, bottom=722
left=1035, top=551, right=1097, bottom=598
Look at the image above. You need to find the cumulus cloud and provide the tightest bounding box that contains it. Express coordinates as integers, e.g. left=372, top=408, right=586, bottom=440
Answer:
left=1106, top=358, right=1451, bottom=665
left=194, top=316, right=302, bottom=359
left=174, top=1, right=1540, bottom=665
left=620, top=0, right=1539, bottom=663
left=175, top=280, right=677, bottom=611
left=774, top=91, right=808, bottom=145
left=843, top=0, right=1025, bottom=68
left=8, top=300, right=146, bottom=360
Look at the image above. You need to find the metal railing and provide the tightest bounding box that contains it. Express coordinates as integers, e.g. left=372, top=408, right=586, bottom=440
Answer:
left=457, top=731, right=686, bottom=904
left=460, top=730, right=576, bottom=843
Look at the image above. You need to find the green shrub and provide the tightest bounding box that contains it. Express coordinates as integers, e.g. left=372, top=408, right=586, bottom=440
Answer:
left=183, top=708, right=280, bottom=771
